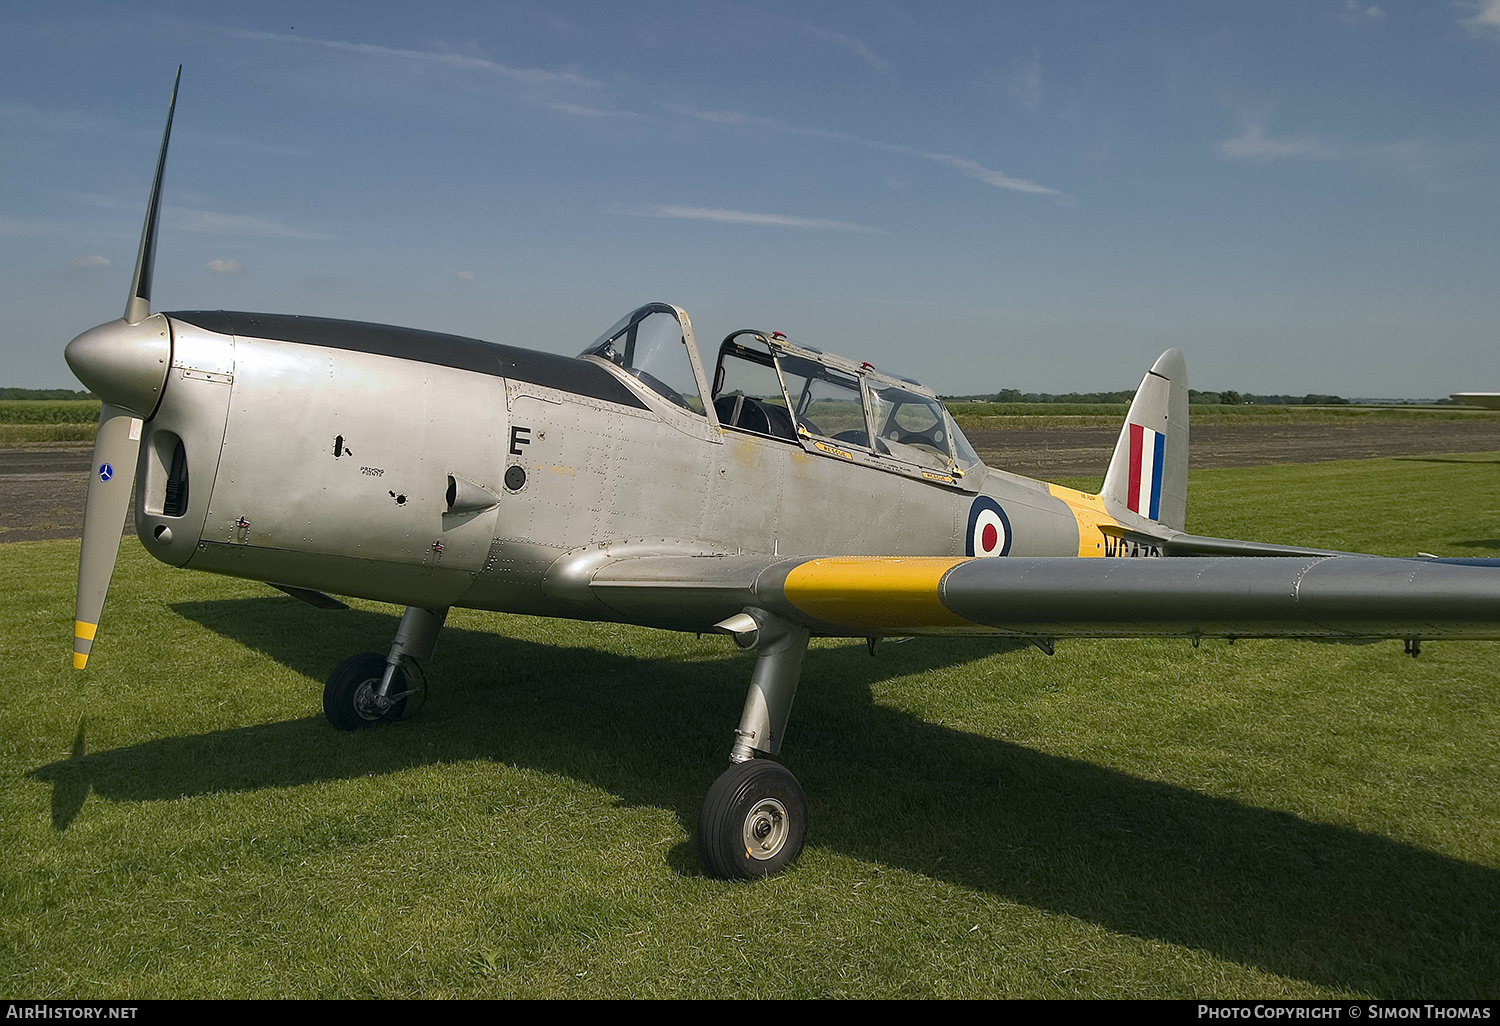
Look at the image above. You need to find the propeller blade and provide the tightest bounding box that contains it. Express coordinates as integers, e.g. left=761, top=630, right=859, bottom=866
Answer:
left=124, top=66, right=180, bottom=325
left=70, top=67, right=180, bottom=668
left=73, top=404, right=143, bottom=668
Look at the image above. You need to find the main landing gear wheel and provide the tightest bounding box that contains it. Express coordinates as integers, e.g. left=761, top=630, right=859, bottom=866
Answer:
left=697, top=759, right=807, bottom=880
left=324, top=652, right=410, bottom=731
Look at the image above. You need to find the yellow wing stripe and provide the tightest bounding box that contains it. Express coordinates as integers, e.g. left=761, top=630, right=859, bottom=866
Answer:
left=783, top=556, right=974, bottom=630
left=72, top=652, right=90, bottom=670
left=74, top=620, right=98, bottom=641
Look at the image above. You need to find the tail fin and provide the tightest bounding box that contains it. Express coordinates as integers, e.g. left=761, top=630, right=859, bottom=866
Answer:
left=1100, top=348, right=1188, bottom=532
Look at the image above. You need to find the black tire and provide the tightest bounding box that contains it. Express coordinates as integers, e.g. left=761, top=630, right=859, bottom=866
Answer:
left=324, top=652, right=407, bottom=731
left=697, top=759, right=807, bottom=880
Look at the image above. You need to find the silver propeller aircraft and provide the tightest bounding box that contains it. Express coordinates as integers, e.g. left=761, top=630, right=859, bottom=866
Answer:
left=66, top=73, right=1500, bottom=879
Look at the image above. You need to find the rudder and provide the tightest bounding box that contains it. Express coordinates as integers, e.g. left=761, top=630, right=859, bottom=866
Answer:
left=1100, top=348, right=1188, bottom=532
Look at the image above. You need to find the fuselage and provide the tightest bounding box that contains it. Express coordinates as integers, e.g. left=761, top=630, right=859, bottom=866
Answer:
left=126, top=307, right=1140, bottom=632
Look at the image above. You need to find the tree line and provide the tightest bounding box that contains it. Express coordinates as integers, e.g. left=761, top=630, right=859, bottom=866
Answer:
left=1, top=388, right=95, bottom=400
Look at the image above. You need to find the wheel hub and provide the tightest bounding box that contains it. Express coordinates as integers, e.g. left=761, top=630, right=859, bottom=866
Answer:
left=351, top=679, right=389, bottom=720
left=742, top=797, right=789, bottom=860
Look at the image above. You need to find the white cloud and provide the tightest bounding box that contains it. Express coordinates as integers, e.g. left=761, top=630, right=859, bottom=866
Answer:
left=55, top=194, right=325, bottom=240
left=924, top=153, right=1063, bottom=195
left=227, top=28, right=624, bottom=117
left=1364, top=138, right=1442, bottom=182
left=205, top=259, right=242, bottom=273
left=540, top=101, right=637, bottom=119
left=630, top=205, right=884, bottom=233
left=455, top=270, right=475, bottom=281
left=228, top=28, right=598, bottom=88
left=0, top=100, right=108, bottom=135
left=1465, top=0, right=1500, bottom=35
left=1010, top=49, right=1044, bottom=114
left=68, top=255, right=111, bottom=269
left=64, top=191, right=137, bottom=212
left=166, top=207, right=328, bottom=239
left=803, top=27, right=893, bottom=78
left=676, top=108, right=746, bottom=125
left=202, top=135, right=307, bottom=157
left=0, top=218, right=56, bottom=237
left=1342, top=1, right=1385, bottom=19
left=1219, top=120, right=1441, bottom=184
left=665, top=104, right=1066, bottom=199
left=1220, top=123, right=1335, bottom=161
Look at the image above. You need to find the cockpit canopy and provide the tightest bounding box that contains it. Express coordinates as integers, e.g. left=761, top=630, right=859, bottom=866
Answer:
left=711, top=329, right=981, bottom=479
left=581, top=304, right=982, bottom=483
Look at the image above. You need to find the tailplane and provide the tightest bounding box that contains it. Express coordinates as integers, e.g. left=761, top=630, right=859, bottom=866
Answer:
left=1100, top=349, right=1188, bottom=532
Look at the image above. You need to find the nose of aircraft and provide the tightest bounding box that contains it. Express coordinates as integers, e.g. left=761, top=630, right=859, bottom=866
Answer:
left=65, top=314, right=171, bottom=418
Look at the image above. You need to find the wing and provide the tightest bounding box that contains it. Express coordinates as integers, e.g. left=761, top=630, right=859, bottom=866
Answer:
left=585, top=553, right=1500, bottom=641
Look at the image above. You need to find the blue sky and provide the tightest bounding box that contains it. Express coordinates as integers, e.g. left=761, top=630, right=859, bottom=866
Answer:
left=3, top=1, right=1498, bottom=397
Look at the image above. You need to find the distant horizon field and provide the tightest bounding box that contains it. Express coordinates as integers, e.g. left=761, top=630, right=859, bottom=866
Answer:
left=7, top=398, right=1500, bottom=448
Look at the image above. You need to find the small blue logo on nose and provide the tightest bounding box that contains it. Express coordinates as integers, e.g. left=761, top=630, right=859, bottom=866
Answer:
left=98, top=463, right=113, bottom=483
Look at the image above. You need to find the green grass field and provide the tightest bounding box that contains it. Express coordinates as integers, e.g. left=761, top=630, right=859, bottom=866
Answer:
left=3, top=454, right=1499, bottom=998
left=0, top=401, right=102, bottom=445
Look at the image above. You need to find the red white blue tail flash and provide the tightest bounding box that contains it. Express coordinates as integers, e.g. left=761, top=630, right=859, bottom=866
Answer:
left=1127, top=423, right=1165, bottom=521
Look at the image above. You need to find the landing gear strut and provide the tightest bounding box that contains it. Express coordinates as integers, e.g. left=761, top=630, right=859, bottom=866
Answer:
left=698, top=609, right=811, bottom=879
left=323, top=604, right=448, bottom=731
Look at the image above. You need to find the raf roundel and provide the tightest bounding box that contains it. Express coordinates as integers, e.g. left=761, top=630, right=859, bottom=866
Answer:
left=965, top=496, right=1012, bottom=558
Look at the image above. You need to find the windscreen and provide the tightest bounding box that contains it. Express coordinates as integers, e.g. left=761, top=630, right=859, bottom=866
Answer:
left=581, top=304, right=702, bottom=413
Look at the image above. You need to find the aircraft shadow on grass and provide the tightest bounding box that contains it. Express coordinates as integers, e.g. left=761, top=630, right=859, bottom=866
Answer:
left=32, top=595, right=1500, bottom=994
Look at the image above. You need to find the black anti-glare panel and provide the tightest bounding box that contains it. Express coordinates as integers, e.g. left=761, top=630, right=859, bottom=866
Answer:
left=168, top=310, right=649, bottom=410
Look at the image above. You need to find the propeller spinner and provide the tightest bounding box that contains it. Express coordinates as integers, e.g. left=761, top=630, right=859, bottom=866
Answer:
left=64, top=67, right=180, bottom=669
